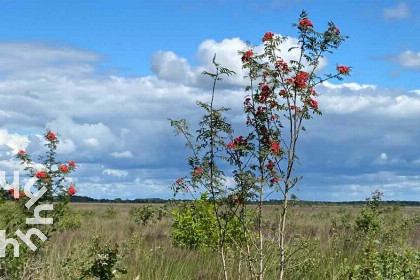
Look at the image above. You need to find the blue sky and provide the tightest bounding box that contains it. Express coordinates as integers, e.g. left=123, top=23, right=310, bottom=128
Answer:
left=0, top=0, right=419, bottom=201
left=1, top=0, right=418, bottom=86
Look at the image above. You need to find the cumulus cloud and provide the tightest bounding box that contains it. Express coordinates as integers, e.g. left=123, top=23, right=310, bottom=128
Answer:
left=0, top=39, right=418, bottom=200
left=372, top=152, right=404, bottom=165
left=316, top=82, right=420, bottom=118
left=382, top=1, right=411, bottom=20
left=151, top=36, right=327, bottom=88
left=391, top=50, right=420, bottom=70
left=322, top=81, right=377, bottom=91
left=103, top=169, right=128, bottom=177
left=0, top=130, right=29, bottom=153
left=110, top=151, right=133, bottom=158
left=0, top=42, right=99, bottom=79
left=151, top=51, right=192, bottom=83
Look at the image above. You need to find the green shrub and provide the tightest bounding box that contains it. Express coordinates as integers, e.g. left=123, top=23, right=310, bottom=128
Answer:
left=60, top=237, right=127, bottom=280
left=57, top=209, right=82, bottom=231
left=104, top=206, right=118, bottom=218
left=130, top=205, right=155, bottom=225
left=0, top=197, right=30, bottom=279
left=355, top=190, right=383, bottom=235
left=130, top=204, right=168, bottom=225
left=355, top=207, right=382, bottom=235
left=344, top=242, right=420, bottom=279
left=171, top=193, right=247, bottom=251
left=156, top=204, right=169, bottom=221
left=172, top=194, right=218, bottom=251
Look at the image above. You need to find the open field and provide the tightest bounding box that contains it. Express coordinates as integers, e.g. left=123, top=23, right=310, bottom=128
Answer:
left=39, top=203, right=420, bottom=280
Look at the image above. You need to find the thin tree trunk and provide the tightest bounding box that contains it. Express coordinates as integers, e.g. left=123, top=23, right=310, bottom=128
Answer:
left=279, top=130, right=297, bottom=279
left=258, top=176, right=265, bottom=280
left=221, top=245, right=228, bottom=280
left=208, top=65, right=229, bottom=280
left=278, top=187, right=289, bottom=280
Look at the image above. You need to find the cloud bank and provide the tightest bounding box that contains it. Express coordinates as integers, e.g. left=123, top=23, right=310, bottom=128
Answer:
left=0, top=38, right=419, bottom=201
left=382, top=1, right=411, bottom=20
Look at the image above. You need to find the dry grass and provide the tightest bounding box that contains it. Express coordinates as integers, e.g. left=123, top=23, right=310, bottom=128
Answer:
left=40, top=203, right=419, bottom=279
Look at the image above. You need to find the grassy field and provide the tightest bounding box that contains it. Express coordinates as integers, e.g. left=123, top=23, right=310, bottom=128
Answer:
left=37, top=203, right=420, bottom=280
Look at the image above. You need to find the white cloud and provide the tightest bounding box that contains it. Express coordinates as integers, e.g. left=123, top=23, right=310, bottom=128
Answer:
left=0, top=42, right=99, bottom=78
left=322, top=81, right=377, bottom=91
left=382, top=1, right=411, bottom=20
left=0, top=130, right=29, bottom=153
left=151, top=51, right=192, bottom=83
left=300, top=171, right=420, bottom=201
left=393, top=50, right=420, bottom=69
left=152, top=36, right=327, bottom=88
left=373, top=152, right=404, bottom=165
left=84, top=138, right=100, bottom=147
left=110, top=151, right=133, bottom=158
left=57, top=138, right=76, bottom=154
left=103, top=169, right=128, bottom=177
left=316, top=83, right=420, bottom=117
left=380, top=153, right=388, bottom=161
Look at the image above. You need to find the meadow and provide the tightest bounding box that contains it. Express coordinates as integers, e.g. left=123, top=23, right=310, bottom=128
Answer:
left=38, top=202, right=419, bottom=280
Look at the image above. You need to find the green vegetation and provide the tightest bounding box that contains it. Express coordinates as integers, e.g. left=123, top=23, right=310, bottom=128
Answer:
left=31, top=200, right=419, bottom=279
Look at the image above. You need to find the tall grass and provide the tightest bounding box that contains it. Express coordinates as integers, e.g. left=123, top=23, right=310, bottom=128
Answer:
left=40, top=203, right=419, bottom=279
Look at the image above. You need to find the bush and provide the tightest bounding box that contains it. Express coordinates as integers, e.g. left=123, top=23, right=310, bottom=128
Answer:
left=60, top=237, right=127, bottom=280
left=130, top=204, right=168, bottom=225
left=172, top=193, right=247, bottom=251
left=344, top=242, right=420, bottom=279
left=172, top=194, right=218, bottom=251
left=355, top=190, right=383, bottom=235
left=0, top=198, right=30, bottom=279
left=130, top=205, right=155, bottom=226
left=57, top=209, right=82, bottom=232
left=104, top=206, right=118, bottom=218
left=156, top=204, right=169, bottom=221
left=355, top=207, right=382, bottom=235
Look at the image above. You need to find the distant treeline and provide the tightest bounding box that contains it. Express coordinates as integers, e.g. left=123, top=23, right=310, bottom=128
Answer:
left=70, top=195, right=420, bottom=206
left=70, top=196, right=168, bottom=204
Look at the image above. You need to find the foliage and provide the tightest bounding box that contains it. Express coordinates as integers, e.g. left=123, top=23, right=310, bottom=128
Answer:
left=57, top=208, right=82, bottom=232
left=104, top=206, right=119, bottom=218
left=0, top=130, right=77, bottom=279
left=337, top=191, right=420, bottom=279
left=344, top=242, right=420, bottom=279
left=0, top=198, right=30, bottom=279
left=355, top=190, right=383, bottom=235
left=129, top=204, right=168, bottom=225
left=172, top=194, right=219, bottom=251
left=60, top=237, right=127, bottom=280
left=172, top=193, right=249, bottom=252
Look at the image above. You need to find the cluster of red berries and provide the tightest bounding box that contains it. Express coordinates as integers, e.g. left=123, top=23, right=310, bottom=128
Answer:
left=270, top=141, right=280, bottom=155
left=299, top=18, right=314, bottom=28
left=227, top=136, right=248, bottom=149
left=337, top=65, right=350, bottom=74
left=294, top=71, right=308, bottom=88
left=262, top=32, right=274, bottom=42
left=241, top=50, right=253, bottom=62
left=275, top=60, right=289, bottom=72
